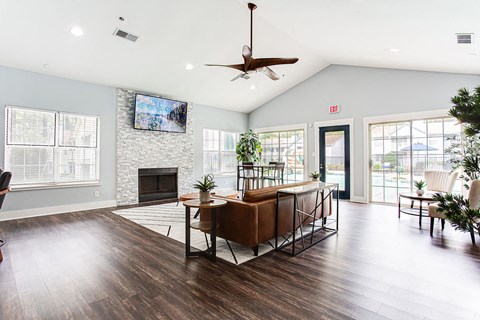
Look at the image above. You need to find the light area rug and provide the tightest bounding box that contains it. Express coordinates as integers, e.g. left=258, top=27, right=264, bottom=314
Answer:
left=112, top=202, right=274, bottom=265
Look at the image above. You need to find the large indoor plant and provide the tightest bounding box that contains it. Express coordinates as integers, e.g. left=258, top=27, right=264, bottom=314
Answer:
left=446, top=86, right=480, bottom=189
left=432, top=86, right=480, bottom=238
left=236, top=129, right=262, bottom=162
left=449, top=86, right=480, bottom=137
left=445, top=134, right=480, bottom=190
left=432, top=192, right=480, bottom=240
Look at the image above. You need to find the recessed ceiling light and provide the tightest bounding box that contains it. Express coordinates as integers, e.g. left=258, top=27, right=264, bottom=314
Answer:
left=70, top=27, right=84, bottom=37
left=389, top=48, right=400, bottom=53
left=250, top=85, right=256, bottom=90
left=43, top=64, right=51, bottom=69
left=185, top=63, right=194, bottom=70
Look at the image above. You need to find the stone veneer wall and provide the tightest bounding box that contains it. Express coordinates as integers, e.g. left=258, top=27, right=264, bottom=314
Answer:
left=116, top=88, right=194, bottom=205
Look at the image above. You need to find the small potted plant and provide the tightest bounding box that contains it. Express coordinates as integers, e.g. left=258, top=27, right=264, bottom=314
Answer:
left=414, top=180, right=426, bottom=196
left=310, top=171, right=320, bottom=181
left=193, top=174, right=217, bottom=203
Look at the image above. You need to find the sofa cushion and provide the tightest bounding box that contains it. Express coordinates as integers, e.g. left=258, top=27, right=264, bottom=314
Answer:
left=242, top=181, right=315, bottom=203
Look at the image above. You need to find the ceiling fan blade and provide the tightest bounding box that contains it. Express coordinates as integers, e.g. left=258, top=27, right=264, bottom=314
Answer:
left=205, top=63, right=245, bottom=71
left=249, top=57, right=299, bottom=69
left=242, top=45, right=252, bottom=71
left=258, top=67, right=280, bottom=81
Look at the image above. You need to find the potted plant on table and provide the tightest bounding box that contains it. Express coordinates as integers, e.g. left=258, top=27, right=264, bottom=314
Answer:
left=309, top=171, right=320, bottom=181
left=236, top=129, right=262, bottom=163
left=414, top=180, right=426, bottom=196
left=193, top=174, right=217, bottom=203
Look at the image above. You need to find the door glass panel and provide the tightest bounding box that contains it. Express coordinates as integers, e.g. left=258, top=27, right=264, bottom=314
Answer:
left=325, top=130, right=345, bottom=191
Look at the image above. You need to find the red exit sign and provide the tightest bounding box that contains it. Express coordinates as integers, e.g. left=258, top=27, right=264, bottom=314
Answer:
left=329, top=105, right=340, bottom=113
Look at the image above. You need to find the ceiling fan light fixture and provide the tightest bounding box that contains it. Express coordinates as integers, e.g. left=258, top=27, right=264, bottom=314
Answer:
left=70, top=26, right=84, bottom=37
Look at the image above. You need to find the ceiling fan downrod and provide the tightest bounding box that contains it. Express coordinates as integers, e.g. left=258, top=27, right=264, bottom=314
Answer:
left=248, top=3, right=257, bottom=53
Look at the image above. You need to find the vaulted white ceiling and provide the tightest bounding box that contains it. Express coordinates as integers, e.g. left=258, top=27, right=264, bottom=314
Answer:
left=0, top=0, right=479, bottom=113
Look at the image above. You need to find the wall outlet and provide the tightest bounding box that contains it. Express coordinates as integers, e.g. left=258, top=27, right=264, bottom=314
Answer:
left=94, top=191, right=100, bottom=198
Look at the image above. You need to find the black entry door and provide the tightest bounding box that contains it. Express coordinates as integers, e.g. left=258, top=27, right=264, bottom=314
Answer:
left=319, top=125, right=350, bottom=199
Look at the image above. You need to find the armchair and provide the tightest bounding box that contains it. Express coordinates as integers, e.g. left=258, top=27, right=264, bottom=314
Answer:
left=424, top=170, right=458, bottom=193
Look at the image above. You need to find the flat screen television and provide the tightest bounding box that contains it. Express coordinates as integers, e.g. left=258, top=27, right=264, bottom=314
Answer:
left=134, top=93, right=188, bottom=133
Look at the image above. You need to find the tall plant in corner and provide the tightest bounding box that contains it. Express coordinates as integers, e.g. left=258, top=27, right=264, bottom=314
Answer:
left=446, top=86, right=480, bottom=189
left=236, top=129, right=262, bottom=162
left=449, top=86, right=480, bottom=136
left=433, top=86, right=480, bottom=238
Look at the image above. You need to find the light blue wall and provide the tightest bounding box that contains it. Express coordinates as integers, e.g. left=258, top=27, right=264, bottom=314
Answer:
left=0, top=66, right=249, bottom=213
left=194, top=103, right=249, bottom=189
left=5, top=63, right=475, bottom=210
left=249, top=65, right=480, bottom=200
left=0, top=65, right=117, bottom=211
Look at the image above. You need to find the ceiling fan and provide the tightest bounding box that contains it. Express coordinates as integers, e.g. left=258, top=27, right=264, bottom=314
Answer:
left=206, top=2, right=298, bottom=81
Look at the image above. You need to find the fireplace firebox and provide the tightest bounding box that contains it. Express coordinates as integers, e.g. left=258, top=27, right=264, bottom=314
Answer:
left=138, top=168, right=178, bottom=203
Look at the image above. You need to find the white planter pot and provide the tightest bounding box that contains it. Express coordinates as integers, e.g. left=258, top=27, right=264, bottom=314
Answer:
left=199, top=191, right=211, bottom=203
left=416, top=189, right=425, bottom=196
left=312, top=178, right=319, bottom=181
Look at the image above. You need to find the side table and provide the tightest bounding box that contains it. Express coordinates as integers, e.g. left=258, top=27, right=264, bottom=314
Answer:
left=398, top=192, right=436, bottom=228
left=183, top=199, right=227, bottom=261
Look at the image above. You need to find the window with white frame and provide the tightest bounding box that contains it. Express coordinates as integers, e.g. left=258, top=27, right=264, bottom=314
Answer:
left=258, top=129, right=305, bottom=183
left=5, top=106, right=100, bottom=186
left=203, top=129, right=238, bottom=175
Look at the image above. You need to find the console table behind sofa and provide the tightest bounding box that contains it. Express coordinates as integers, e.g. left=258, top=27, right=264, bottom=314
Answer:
left=202, top=181, right=332, bottom=256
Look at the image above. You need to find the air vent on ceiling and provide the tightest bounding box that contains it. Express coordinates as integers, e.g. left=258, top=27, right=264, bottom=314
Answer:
left=113, top=28, right=139, bottom=42
left=456, top=33, right=473, bottom=44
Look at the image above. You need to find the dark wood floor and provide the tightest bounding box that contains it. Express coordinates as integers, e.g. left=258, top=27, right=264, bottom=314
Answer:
left=0, top=201, right=479, bottom=320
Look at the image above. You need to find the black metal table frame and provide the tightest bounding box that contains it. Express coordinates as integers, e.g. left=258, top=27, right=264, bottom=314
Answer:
left=398, top=194, right=435, bottom=228
left=236, top=164, right=277, bottom=191
left=275, top=183, right=339, bottom=256
left=185, top=206, right=218, bottom=261
left=0, top=238, right=4, bottom=262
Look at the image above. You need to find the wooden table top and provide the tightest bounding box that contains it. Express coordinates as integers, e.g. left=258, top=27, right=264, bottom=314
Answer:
left=399, top=192, right=436, bottom=201
left=183, top=199, right=228, bottom=209
left=179, top=190, right=239, bottom=201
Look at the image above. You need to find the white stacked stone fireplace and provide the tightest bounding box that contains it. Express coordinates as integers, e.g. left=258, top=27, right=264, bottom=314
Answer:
left=116, top=89, right=194, bottom=206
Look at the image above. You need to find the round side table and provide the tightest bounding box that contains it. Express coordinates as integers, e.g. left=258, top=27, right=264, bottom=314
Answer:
left=183, top=199, right=227, bottom=261
left=398, top=192, right=436, bottom=228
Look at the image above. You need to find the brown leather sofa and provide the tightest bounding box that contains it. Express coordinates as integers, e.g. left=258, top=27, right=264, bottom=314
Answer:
left=202, top=181, right=332, bottom=255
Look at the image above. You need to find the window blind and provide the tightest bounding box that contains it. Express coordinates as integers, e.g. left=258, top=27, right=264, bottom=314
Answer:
left=5, top=106, right=100, bottom=186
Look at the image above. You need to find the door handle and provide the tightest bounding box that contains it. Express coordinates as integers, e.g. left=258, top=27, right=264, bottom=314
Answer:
left=319, top=164, right=324, bottom=169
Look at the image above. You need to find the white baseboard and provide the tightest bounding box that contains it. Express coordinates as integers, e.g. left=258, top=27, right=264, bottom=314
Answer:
left=350, top=196, right=368, bottom=204
left=0, top=200, right=118, bottom=221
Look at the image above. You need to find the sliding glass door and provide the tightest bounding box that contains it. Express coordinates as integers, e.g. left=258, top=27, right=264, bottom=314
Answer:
left=370, top=117, right=461, bottom=204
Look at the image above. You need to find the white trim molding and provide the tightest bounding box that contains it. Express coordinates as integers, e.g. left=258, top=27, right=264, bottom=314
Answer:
left=314, top=118, right=355, bottom=201
left=0, top=200, right=117, bottom=221
left=254, top=123, right=308, bottom=133
left=363, top=108, right=450, bottom=203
